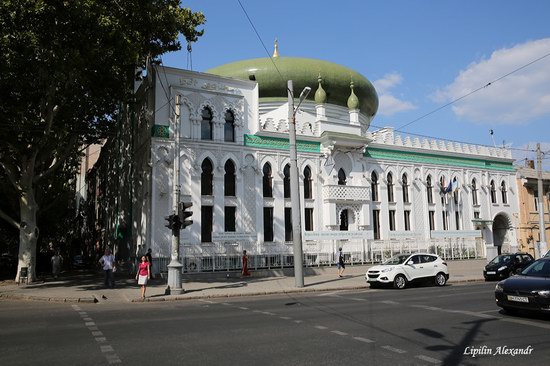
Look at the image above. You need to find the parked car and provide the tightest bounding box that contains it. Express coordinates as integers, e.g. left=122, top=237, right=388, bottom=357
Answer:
left=483, top=253, right=534, bottom=281
left=544, top=250, right=550, bottom=258
left=365, top=253, right=449, bottom=289
left=495, top=258, right=550, bottom=314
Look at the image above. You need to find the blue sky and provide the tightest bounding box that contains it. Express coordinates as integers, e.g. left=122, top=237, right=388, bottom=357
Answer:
left=164, top=1, right=550, bottom=168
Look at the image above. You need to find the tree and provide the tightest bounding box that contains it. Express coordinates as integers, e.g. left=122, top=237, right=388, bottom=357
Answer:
left=0, top=0, right=205, bottom=282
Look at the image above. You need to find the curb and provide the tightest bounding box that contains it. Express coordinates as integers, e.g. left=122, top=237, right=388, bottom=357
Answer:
left=0, top=292, right=98, bottom=303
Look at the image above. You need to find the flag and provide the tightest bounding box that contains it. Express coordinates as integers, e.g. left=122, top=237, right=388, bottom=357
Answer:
left=444, top=180, right=452, bottom=194
left=451, top=178, right=459, bottom=193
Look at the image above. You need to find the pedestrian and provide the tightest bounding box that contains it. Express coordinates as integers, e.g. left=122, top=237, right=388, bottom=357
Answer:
left=99, top=248, right=116, bottom=288
left=135, top=255, right=151, bottom=300
left=51, top=250, right=63, bottom=279
left=336, top=247, right=345, bottom=277
left=145, top=248, right=154, bottom=279
left=241, top=250, right=250, bottom=277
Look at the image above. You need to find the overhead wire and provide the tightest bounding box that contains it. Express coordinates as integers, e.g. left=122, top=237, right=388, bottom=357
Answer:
left=236, top=0, right=288, bottom=89
left=395, top=51, right=550, bottom=132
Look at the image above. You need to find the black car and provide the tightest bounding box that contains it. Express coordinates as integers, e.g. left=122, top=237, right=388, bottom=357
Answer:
left=495, top=258, right=550, bottom=314
left=483, top=253, right=534, bottom=280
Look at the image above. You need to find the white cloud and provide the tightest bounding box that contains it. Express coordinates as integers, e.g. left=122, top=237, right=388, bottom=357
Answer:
left=373, top=73, right=416, bottom=116
left=436, top=38, right=550, bottom=125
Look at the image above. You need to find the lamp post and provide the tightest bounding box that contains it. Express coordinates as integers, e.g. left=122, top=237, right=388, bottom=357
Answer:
left=167, top=95, right=184, bottom=295
left=288, top=80, right=311, bottom=288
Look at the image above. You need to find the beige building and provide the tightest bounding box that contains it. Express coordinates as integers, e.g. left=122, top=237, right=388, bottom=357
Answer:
left=516, top=163, right=550, bottom=257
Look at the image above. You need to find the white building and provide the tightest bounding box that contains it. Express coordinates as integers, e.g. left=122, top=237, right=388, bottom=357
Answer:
left=123, top=55, right=518, bottom=273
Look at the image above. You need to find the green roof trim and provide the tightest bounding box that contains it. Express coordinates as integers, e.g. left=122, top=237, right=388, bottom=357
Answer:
left=152, top=124, right=170, bottom=138
left=245, top=134, right=320, bottom=153
left=365, top=147, right=515, bottom=172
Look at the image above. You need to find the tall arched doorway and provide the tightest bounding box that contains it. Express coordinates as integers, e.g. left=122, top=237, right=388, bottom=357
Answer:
left=493, top=214, right=512, bottom=255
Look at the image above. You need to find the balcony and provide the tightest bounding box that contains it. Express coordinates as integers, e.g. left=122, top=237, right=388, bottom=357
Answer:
left=322, top=184, right=370, bottom=202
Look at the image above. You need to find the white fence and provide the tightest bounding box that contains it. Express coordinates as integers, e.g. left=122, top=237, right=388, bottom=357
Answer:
left=150, top=237, right=485, bottom=275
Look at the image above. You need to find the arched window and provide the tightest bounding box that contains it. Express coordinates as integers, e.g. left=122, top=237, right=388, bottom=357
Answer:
left=471, top=179, right=478, bottom=206
left=387, top=173, right=394, bottom=202
left=303, top=166, right=313, bottom=199
left=283, top=164, right=291, bottom=198
left=338, top=168, right=347, bottom=185
left=501, top=181, right=508, bottom=204
left=340, top=209, right=349, bottom=231
left=426, top=175, right=433, bottom=204
left=201, top=107, right=213, bottom=140
left=224, top=160, right=236, bottom=197
left=490, top=180, right=497, bottom=204
left=371, top=171, right=379, bottom=201
left=224, top=110, right=235, bottom=142
left=402, top=173, right=409, bottom=203
left=201, top=159, right=213, bottom=196
left=262, top=163, right=273, bottom=198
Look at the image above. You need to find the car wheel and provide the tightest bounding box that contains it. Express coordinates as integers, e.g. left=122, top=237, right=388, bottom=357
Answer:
left=435, top=272, right=447, bottom=286
left=393, top=274, right=407, bottom=289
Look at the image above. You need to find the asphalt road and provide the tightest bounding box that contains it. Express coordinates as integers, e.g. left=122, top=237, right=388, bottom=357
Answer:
left=1, top=282, right=550, bottom=366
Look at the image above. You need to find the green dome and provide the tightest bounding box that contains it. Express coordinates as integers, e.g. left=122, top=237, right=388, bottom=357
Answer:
left=207, top=57, right=378, bottom=117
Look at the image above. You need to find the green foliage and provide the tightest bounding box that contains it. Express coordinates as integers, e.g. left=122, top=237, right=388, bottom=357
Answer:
left=0, top=0, right=205, bottom=275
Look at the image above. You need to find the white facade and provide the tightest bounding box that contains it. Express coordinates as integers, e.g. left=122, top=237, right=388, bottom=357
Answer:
left=133, top=66, right=519, bottom=270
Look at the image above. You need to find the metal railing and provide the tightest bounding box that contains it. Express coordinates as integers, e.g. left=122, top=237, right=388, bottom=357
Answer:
left=150, top=237, right=485, bottom=275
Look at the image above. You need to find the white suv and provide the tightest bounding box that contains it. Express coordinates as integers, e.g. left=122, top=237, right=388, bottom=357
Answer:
left=366, top=253, right=449, bottom=289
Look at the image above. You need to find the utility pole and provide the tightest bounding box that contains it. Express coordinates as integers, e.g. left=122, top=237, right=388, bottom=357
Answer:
left=287, top=81, right=311, bottom=288
left=536, top=143, right=547, bottom=258
left=167, top=95, right=184, bottom=294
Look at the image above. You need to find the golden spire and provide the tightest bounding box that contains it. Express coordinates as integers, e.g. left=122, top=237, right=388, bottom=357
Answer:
left=272, top=38, right=279, bottom=58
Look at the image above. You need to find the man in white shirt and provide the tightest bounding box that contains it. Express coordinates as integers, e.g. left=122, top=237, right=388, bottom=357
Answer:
left=99, top=248, right=116, bottom=288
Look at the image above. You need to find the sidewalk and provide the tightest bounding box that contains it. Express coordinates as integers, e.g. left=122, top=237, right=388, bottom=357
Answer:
left=0, top=259, right=487, bottom=304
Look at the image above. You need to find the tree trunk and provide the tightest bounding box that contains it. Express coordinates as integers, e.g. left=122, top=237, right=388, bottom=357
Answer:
left=16, top=159, right=39, bottom=283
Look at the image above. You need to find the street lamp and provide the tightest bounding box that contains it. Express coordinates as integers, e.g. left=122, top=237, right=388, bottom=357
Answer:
left=288, top=80, right=311, bottom=288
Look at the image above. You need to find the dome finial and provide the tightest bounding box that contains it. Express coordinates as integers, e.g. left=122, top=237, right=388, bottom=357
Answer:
left=272, top=38, right=279, bottom=58
left=315, top=73, right=327, bottom=104
left=347, top=80, right=359, bottom=110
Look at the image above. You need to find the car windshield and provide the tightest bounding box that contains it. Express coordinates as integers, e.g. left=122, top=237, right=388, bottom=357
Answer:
left=383, top=254, right=410, bottom=265
left=521, top=260, right=550, bottom=277
left=488, top=255, right=512, bottom=265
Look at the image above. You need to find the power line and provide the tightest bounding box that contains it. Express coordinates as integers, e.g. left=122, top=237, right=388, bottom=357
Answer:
left=236, top=0, right=287, bottom=87
left=395, top=51, right=550, bottom=132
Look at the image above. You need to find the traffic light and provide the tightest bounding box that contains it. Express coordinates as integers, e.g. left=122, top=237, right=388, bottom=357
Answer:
left=165, top=214, right=175, bottom=230
left=179, top=201, right=193, bottom=229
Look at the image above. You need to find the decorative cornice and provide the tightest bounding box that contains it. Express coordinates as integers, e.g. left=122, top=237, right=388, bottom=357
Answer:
left=365, top=147, right=515, bottom=172
left=244, top=134, right=320, bottom=153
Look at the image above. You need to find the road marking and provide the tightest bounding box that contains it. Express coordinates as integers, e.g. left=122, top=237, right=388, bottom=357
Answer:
left=415, top=355, right=441, bottom=364
left=331, top=330, right=348, bottom=336
left=280, top=316, right=292, bottom=320
left=100, top=345, right=114, bottom=353
left=379, top=300, right=401, bottom=305
left=381, top=345, right=407, bottom=354
left=294, top=320, right=303, bottom=324
left=72, top=306, right=122, bottom=365
left=238, top=307, right=249, bottom=310
left=314, top=325, right=328, bottom=330
left=353, top=336, right=374, bottom=343
left=199, top=299, right=215, bottom=304
left=222, top=302, right=231, bottom=306
left=350, top=298, right=365, bottom=301
left=317, top=292, right=340, bottom=297
left=262, top=311, right=276, bottom=316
